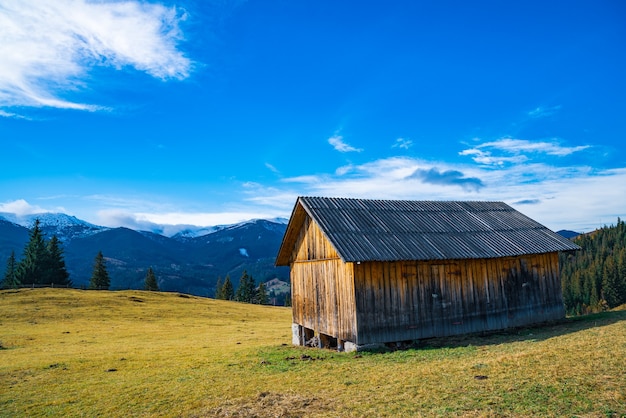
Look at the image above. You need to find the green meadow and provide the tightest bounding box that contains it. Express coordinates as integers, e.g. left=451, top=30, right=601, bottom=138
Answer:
left=1, top=288, right=624, bottom=417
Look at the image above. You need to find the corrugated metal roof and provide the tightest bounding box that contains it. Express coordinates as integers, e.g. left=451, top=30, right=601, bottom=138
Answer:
left=276, top=196, right=580, bottom=264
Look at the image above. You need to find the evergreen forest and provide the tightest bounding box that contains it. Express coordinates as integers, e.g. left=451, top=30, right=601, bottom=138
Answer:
left=2, top=220, right=71, bottom=288
left=560, top=218, right=626, bottom=315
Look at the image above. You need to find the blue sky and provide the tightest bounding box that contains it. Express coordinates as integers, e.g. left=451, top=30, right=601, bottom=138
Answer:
left=1, top=0, right=624, bottom=234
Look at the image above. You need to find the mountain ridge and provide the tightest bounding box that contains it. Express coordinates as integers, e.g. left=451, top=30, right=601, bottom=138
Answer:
left=0, top=213, right=289, bottom=298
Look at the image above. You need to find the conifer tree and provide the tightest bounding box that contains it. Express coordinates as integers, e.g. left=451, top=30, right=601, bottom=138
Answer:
left=2, top=251, right=21, bottom=289
left=45, top=235, right=71, bottom=286
left=214, top=277, right=224, bottom=299
left=144, top=267, right=159, bottom=291
left=255, top=281, right=269, bottom=305
left=234, top=270, right=255, bottom=303
left=602, top=256, right=625, bottom=308
left=17, top=219, right=47, bottom=285
left=221, top=275, right=234, bottom=300
left=89, top=251, right=110, bottom=290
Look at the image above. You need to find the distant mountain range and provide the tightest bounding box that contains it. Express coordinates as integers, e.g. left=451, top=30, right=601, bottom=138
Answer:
left=0, top=213, right=289, bottom=297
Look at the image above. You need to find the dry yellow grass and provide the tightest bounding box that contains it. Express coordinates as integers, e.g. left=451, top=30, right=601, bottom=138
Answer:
left=1, top=288, right=624, bottom=417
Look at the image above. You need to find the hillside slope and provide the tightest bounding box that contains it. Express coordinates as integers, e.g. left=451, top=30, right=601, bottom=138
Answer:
left=0, top=288, right=624, bottom=417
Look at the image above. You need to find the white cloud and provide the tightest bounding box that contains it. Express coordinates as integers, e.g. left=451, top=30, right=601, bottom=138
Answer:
left=243, top=188, right=300, bottom=210
left=477, top=138, right=590, bottom=156
left=335, top=164, right=354, bottom=176
left=328, top=135, right=363, bottom=152
left=459, top=148, right=529, bottom=166
left=281, top=175, right=326, bottom=184
left=0, top=0, right=191, bottom=113
left=528, top=105, right=561, bottom=118
left=392, top=137, right=413, bottom=149
left=265, top=163, right=280, bottom=174
left=460, top=138, right=591, bottom=166
left=0, top=109, right=27, bottom=119
left=0, top=199, right=53, bottom=215
left=249, top=155, right=625, bottom=232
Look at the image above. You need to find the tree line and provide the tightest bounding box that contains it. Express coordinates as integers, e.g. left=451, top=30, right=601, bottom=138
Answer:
left=1, top=220, right=160, bottom=291
left=560, top=218, right=626, bottom=315
left=214, top=270, right=270, bottom=305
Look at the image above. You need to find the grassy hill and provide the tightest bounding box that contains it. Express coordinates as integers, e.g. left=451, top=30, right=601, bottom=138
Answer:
left=0, top=289, right=624, bottom=417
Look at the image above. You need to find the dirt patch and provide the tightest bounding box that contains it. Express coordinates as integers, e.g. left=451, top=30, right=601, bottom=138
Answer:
left=199, top=392, right=335, bottom=417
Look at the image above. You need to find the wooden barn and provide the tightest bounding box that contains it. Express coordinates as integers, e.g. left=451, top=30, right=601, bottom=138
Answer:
left=275, top=196, right=580, bottom=351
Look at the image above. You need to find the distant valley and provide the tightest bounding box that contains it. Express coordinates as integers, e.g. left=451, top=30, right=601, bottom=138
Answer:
left=0, top=213, right=289, bottom=298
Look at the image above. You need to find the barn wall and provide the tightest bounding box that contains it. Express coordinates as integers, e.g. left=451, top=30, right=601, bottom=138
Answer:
left=292, top=216, right=340, bottom=261
left=290, top=216, right=357, bottom=342
left=353, top=253, right=564, bottom=345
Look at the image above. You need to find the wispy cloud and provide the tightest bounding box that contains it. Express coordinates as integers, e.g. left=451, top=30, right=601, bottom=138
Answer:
left=0, top=0, right=191, bottom=114
left=458, top=148, right=528, bottom=166
left=281, top=175, right=326, bottom=184
left=392, top=137, right=413, bottom=149
left=0, top=109, right=28, bottom=119
left=335, top=164, right=354, bottom=176
left=328, top=135, right=363, bottom=152
left=460, top=138, right=591, bottom=166
left=478, top=138, right=590, bottom=156
left=265, top=163, right=280, bottom=174
left=528, top=105, right=561, bottom=118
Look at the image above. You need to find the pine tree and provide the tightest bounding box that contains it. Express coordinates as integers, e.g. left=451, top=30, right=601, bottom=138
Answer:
left=2, top=251, right=21, bottom=288
left=602, top=255, right=625, bottom=308
left=215, top=277, right=224, bottom=299
left=89, top=251, right=110, bottom=290
left=45, top=235, right=71, bottom=286
left=144, top=267, right=159, bottom=291
left=221, top=275, right=234, bottom=300
left=235, top=270, right=255, bottom=303
left=255, top=281, right=269, bottom=305
left=17, top=219, right=47, bottom=285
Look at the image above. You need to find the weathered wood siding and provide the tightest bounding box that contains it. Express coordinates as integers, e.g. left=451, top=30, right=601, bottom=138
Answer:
left=352, top=252, right=564, bottom=345
left=290, top=216, right=357, bottom=342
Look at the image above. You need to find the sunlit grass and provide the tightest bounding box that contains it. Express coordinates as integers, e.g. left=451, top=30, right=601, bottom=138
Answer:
left=1, top=288, right=624, bottom=417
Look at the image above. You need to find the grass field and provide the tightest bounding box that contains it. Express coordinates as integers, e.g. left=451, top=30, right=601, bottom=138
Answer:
left=0, top=288, right=624, bottom=417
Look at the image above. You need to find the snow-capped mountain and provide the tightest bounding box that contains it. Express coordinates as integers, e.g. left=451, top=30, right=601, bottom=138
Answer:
left=170, top=217, right=288, bottom=240
left=0, top=212, right=108, bottom=242
left=170, top=224, right=236, bottom=240
left=0, top=212, right=288, bottom=241
left=0, top=213, right=289, bottom=297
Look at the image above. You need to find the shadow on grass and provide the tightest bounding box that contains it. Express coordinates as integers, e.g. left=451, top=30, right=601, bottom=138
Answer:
left=410, top=308, right=626, bottom=351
